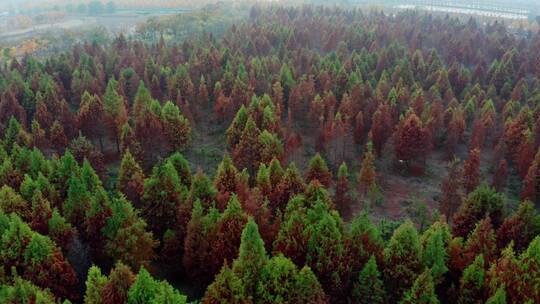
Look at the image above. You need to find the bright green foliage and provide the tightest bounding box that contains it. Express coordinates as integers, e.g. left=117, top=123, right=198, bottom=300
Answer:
left=232, top=218, right=268, bottom=296
left=335, top=162, right=351, bottom=212
left=51, top=151, right=79, bottom=197
left=421, top=227, right=448, bottom=281
left=0, top=158, right=19, bottom=190
left=255, top=255, right=297, bottom=303
left=104, top=196, right=157, bottom=269
left=305, top=153, right=332, bottom=188
left=188, top=171, right=217, bottom=209
left=304, top=182, right=334, bottom=209
left=202, top=264, right=248, bottom=304
left=268, top=158, right=284, bottom=185
left=352, top=255, right=385, bottom=304
left=23, top=233, right=53, bottom=266
left=19, top=175, right=38, bottom=202
left=63, top=175, right=91, bottom=226
left=0, top=185, right=29, bottom=220
left=142, top=161, right=185, bottom=237
left=81, top=159, right=102, bottom=192
left=294, top=266, right=328, bottom=304
left=273, top=200, right=310, bottom=264
left=0, top=214, right=78, bottom=300
left=383, top=220, right=423, bottom=302
left=127, top=267, right=186, bottom=304
left=458, top=254, right=486, bottom=304
left=1, top=214, right=33, bottom=267
left=256, top=163, right=271, bottom=196
left=48, top=208, right=73, bottom=246
left=133, top=81, right=153, bottom=117
left=258, top=130, right=283, bottom=163
left=0, top=277, right=57, bottom=303
left=347, top=212, right=385, bottom=273
left=117, top=150, right=145, bottom=206
left=150, top=281, right=187, bottom=304
left=213, top=154, right=240, bottom=199
left=29, top=191, right=52, bottom=232
left=84, top=188, right=112, bottom=249
left=452, top=184, right=505, bottom=238
left=127, top=267, right=158, bottom=304
left=486, top=287, right=507, bottom=304
left=3, top=117, right=24, bottom=151
left=20, top=172, right=51, bottom=202
left=161, top=101, right=192, bottom=151
left=305, top=208, right=346, bottom=299
left=166, top=152, right=192, bottom=187
left=400, top=270, right=440, bottom=304
left=226, top=105, right=249, bottom=148
left=103, top=78, right=124, bottom=119
left=84, top=266, right=108, bottom=304
left=103, top=78, right=127, bottom=148
left=279, top=63, right=295, bottom=92
left=256, top=255, right=326, bottom=304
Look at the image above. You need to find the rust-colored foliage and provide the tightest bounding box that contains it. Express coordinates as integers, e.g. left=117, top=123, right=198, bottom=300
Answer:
left=521, top=150, right=540, bottom=203
left=394, top=111, right=430, bottom=168
left=463, top=148, right=481, bottom=194
left=102, top=263, right=135, bottom=304
left=491, top=159, right=508, bottom=192
left=440, top=158, right=463, bottom=220
left=358, top=144, right=376, bottom=193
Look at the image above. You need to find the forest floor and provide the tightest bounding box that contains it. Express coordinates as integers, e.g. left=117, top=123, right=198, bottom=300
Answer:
left=178, top=117, right=522, bottom=228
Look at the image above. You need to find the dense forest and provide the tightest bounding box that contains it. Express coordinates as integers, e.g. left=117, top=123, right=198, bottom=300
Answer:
left=0, top=4, right=539, bottom=304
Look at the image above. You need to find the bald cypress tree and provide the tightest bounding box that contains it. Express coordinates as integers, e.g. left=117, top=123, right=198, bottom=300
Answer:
left=117, top=150, right=145, bottom=207
left=305, top=153, right=332, bottom=188
left=464, top=217, right=497, bottom=264
left=421, top=227, right=448, bottom=281
left=213, top=195, right=248, bottom=273
left=102, top=263, right=135, bottom=304
left=486, top=287, right=507, bottom=304
left=359, top=142, right=376, bottom=193
left=400, top=270, right=440, bottom=304
left=352, top=256, right=385, bottom=304
left=232, top=219, right=268, bottom=296
left=103, top=78, right=127, bottom=153
left=453, top=184, right=505, bottom=238
left=346, top=212, right=385, bottom=279
left=463, top=148, right=481, bottom=194
left=306, top=209, right=347, bottom=301
left=335, top=162, right=352, bottom=215
left=161, top=101, right=192, bottom=151
left=202, top=264, right=248, bottom=304
left=256, top=255, right=327, bottom=304
left=232, top=117, right=261, bottom=173
left=214, top=155, right=241, bottom=210
left=496, top=201, right=539, bottom=252
left=128, top=267, right=186, bottom=304
left=104, top=196, right=157, bottom=269
left=458, top=254, right=486, bottom=304
left=272, top=163, right=306, bottom=212
left=383, top=220, right=423, bottom=302
left=84, top=266, right=108, bottom=304
left=142, top=161, right=185, bottom=237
